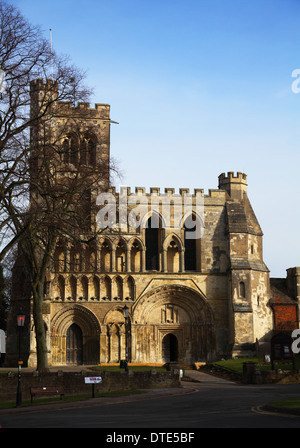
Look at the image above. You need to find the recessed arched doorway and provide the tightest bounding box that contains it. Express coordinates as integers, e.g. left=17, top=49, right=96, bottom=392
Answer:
left=132, top=285, right=216, bottom=364
left=66, top=323, right=83, bottom=365
left=162, top=333, right=178, bottom=362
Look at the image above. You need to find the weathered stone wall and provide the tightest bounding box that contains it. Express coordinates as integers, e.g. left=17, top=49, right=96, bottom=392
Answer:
left=5, top=78, right=275, bottom=369
left=7, top=171, right=274, bottom=367
left=0, top=369, right=180, bottom=402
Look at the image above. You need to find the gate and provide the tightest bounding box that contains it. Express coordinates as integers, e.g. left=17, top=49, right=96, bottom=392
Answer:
left=66, top=324, right=83, bottom=365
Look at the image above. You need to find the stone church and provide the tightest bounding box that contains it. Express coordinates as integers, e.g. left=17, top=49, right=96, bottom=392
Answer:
left=5, top=79, right=300, bottom=368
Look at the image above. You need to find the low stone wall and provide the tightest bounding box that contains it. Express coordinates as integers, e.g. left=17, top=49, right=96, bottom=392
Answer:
left=242, top=362, right=300, bottom=384
left=0, top=369, right=180, bottom=402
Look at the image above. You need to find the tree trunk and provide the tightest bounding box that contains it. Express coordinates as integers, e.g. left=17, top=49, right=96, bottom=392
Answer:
left=32, top=283, right=49, bottom=372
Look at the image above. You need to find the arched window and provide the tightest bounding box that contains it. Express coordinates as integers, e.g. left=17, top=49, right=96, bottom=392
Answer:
left=79, top=135, right=97, bottom=166
left=115, top=277, right=123, bottom=300
left=70, top=246, right=81, bottom=272
left=239, top=281, right=246, bottom=298
left=102, top=276, right=112, bottom=300
left=88, top=139, right=96, bottom=166
left=116, top=240, right=126, bottom=272
left=80, top=138, right=87, bottom=165
left=125, top=276, right=135, bottom=300
left=184, top=214, right=201, bottom=271
left=85, top=246, right=96, bottom=271
left=57, top=275, right=65, bottom=300
left=70, top=136, right=78, bottom=167
left=62, top=134, right=96, bottom=167
left=70, top=276, right=77, bottom=300
left=93, top=276, right=100, bottom=299
left=54, top=243, right=65, bottom=272
left=130, top=240, right=142, bottom=272
left=114, top=276, right=123, bottom=300
left=81, top=276, right=89, bottom=300
left=145, top=215, right=161, bottom=270
left=167, top=240, right=180, bottom=273
left=63, top=138, right=69, bottom=164
left=100, top=240, right=111, bottom=272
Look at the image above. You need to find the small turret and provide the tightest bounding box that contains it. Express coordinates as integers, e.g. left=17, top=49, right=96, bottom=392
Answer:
left=287, top=267, right=300, bottom=301
left=30, top=78, right=58, bottom=115
left=218, top=172, right=247, bottom=200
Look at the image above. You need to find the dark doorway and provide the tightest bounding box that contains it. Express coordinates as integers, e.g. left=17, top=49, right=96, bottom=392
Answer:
left=145, top=217, right=160, bottom=270
left=66, top=324, right=83, bottom=365
left=162, top=333, right=178, bottom=362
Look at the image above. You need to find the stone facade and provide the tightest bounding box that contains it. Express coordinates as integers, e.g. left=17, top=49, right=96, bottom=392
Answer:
left=5, top=79, right=299, bottom=368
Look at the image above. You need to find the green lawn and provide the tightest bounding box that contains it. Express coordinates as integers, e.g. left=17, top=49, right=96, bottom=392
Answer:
left=0, top=389, right=146, bottom=410
left=213, top=358, right=258, bottom=373
left=213, top=355, right=300, bottom=373
left=268, top=398, right=300, bottom=411
left=92, top=365, right=167, bottom=372
left=266, top=397, right=300, bottom=415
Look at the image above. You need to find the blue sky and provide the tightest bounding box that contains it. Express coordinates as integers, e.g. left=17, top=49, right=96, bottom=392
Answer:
left=10, top=0, right=300, bottom=277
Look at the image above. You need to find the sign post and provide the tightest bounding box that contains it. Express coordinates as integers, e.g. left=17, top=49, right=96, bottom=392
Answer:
left=0, top=329, right=5, bottom=366
left=84, top=377, right=102, bottom=398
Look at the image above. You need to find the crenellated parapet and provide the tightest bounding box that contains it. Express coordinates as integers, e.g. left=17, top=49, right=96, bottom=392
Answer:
left=30, top=78, right=110, bottom=120
left=56, top=101, right=110, bottom=120
left=218, top=171, right=247, bottom=183
left=218, top=171, right=247, bottom=200
left=107, top=186, right=226, bottom=199
left=30, top=77, right=59, bottom=93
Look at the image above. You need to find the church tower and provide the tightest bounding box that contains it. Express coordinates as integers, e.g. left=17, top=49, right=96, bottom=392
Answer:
left=219, top=172, right=272, bottom=357
left=29, top=78, right=111, bottom=231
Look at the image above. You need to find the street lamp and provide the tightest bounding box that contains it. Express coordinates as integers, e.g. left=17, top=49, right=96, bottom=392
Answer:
left=122, top=305, right=129, bottom=372
left=16, top=312, right=25, bottom=407
left=17, top=314, right=25, bottom=328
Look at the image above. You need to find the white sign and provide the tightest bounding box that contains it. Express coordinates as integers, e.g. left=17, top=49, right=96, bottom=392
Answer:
left=0, top=329, right=5, bottom=354
left=84, top=376, right=102, bottom=384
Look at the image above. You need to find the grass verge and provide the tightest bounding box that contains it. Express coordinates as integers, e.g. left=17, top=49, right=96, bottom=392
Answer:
left=0, top=389, right=146, bottom=410
left=266, top=398, right=300, bottom=415
left=91, top=365, right=167, bottom=372
left=212, top=355, right=300, bottom=373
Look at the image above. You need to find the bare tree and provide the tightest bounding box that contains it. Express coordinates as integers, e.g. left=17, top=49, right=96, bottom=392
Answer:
left=0, top=1, right=91, bottom=257
left=0, top=2, right=116, bottom=371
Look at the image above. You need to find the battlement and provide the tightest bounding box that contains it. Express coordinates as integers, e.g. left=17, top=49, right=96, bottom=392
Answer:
left=30, top=78, right=58, bottom=91
left=218, top=171, right=247, bottom=184
left=106, top=186, right=226, bottom=201
left=56, top=101, right=110, bottom=119
left=218, top=172, right=247, bottom=200
left=30, top=78, right=110, bottom=119
left=109, top=186, right=204, bottom=197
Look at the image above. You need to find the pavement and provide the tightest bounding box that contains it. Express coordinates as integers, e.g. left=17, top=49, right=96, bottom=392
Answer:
left=0, top=368, right=233, bottom=415
left=183, top=369, right=234, bottom=384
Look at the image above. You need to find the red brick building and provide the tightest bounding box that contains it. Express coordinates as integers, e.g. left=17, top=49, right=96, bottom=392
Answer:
left=269, top=273, right=299, bottom=362
left=270, top=279, right=298, bottom=332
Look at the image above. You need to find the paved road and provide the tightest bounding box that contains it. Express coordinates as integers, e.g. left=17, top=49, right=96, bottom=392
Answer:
left=1, top=370, right=300, bottom=430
